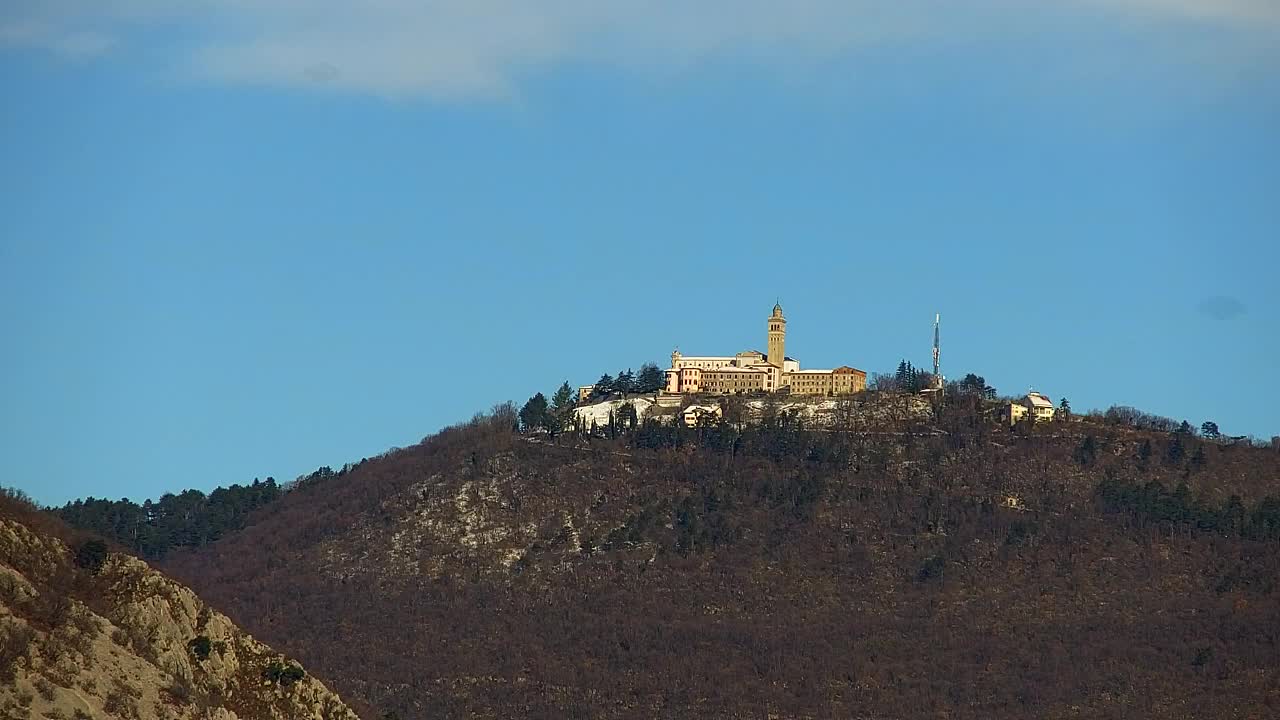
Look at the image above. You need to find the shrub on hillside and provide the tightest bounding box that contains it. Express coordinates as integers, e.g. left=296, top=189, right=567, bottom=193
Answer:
left=263, top=661, right=306, bottom=686
left=188, top=635, right=212, bottom=661
left=103, top=682, right=142, bottom=719
left=73, top=539, right=108, bottom=574
left=14, top=687, right=33, bottom=707
left=69, top=605, right=99, bottom=641
left=0, top=573, right=22, bottom=607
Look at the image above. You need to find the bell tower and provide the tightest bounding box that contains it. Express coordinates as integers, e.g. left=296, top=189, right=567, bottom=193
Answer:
left=767, top=303, right=786, bottom=368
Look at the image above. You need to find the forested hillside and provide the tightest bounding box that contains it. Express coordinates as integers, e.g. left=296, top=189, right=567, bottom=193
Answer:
left=54, top=478, right=284, bottom=560
left=155, top=397, right=1280, bottom=719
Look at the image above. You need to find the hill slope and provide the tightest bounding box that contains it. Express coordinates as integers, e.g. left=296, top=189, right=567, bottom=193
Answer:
left=161, top=403, right=1280, bottom=719
left=0, top=497, right=360, bottom=720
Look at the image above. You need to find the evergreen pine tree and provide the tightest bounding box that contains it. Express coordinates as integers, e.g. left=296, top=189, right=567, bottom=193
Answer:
left=616, top=369, right=636, bottom=395
left=550, top=381, right=574, bottom=432
left=1074, top=435, right=1098, bottom=466
left=636, top=363, right=665, bottom=393
left=1166, top=435, right=1185, bottom=466
left=552, top=381, right=574, bottom=412
left=1137, top=439, right=1153, bottom=470
left=894, top=360, right=911, bottom=389
left=519, top=393, right=550, bottom=433
left=594, top=374, right=614, bottom=398
left=1189, top=445, right=1207, bottom=472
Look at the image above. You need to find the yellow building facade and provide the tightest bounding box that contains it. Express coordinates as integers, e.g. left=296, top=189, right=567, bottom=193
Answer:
left=700, top=366, right=769, bottom=394
left=786, top=366, right=868, bottom=396
left=663, top=304, right=865, bottom=397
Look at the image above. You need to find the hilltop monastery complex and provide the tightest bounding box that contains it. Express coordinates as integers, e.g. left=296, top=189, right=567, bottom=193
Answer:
left=572, top=303, right=1065, bottom=430
left=662, top=304, right=866, bottom=397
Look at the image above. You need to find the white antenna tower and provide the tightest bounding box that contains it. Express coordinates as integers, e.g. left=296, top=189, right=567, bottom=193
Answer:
left=932, top=313, right=942, bottom=388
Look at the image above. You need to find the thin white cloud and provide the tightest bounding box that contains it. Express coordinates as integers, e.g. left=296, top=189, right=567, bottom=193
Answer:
left=2, top=0, right=1277, bottom=97
left=1083, top=0, right=1280, bottom=24
left=0, top=18, right=114, bottom=59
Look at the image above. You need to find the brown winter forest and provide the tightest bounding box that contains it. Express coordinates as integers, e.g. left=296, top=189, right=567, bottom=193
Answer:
left=143, top=395, right=1280, bottom=719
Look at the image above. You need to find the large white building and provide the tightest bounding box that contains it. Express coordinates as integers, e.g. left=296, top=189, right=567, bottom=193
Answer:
left=664, top=304, right=866, bottom=397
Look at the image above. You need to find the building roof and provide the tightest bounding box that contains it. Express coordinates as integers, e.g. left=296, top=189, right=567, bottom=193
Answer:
left=683, top=404, right=721, bottom=414
left=673, top=355, right=736, bottom=361
left=833, top=366, right=867, bottom=375
left=1025, top=392, right=1054, bottom=408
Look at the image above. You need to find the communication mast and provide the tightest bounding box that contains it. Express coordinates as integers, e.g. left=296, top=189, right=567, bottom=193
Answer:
left=932, top=313, right=943, bottom=391
left=919, top=313, right=944, bottom=397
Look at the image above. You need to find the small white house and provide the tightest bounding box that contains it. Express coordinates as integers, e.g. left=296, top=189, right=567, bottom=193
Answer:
left=1023, top=392, right=1056, bottom=422
left=682, top=404, right=723, bottom=428
left=1006, top=392, right=1056, bottom=426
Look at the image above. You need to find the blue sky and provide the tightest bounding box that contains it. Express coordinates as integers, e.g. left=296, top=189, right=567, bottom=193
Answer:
left=2, top=1, right=1278, bottom=507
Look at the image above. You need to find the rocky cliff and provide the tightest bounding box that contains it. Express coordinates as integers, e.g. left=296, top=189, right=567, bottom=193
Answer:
left=0, top=509, right=360, bottom=720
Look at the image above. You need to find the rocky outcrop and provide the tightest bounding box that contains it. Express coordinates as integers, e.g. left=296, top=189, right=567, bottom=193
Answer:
left=0, top=517, right=359, bottom=720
